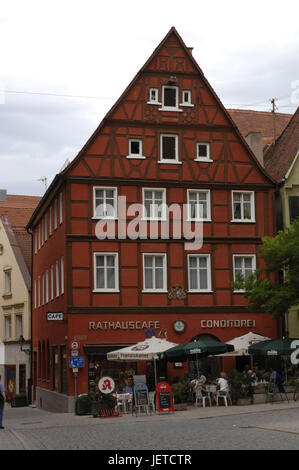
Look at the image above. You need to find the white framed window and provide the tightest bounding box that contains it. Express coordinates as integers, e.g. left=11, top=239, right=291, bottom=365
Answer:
left=142, top=253, right=167, bottom=292
left=54, top=199, right=58, bottom=230
left=38, top=224, right=41, bottom=250
left=42, top=273, right=45, bottom=305
left=38, top=276, right=41, bottom=307
left=188, top=254, right=212, bottom=292
left=34, top=230, right=37, bottom=254
left=34, top=279, right=37, bottom=309
left=147, top=88, right=160, bottom=105
left=5, top=315, right=11, bottom=340
left=160, top=134, right=180, bottom=163
left=127, top=139, right=145, bottom=159
left=50, top=265, right=54, bottom=301
left=60, top=257, right=64, bottom=295
left=181, top=90, right=193, bottom=107
left=55, top=261, right=60, bottom=297
left=94, top=253, right=119, bottom=292
left=93, top=187, right=118, bottom=219
left=4, top=269, right=12, bottom=295
left=142, top=188, right=166, bottom=220
left=233, top=255, right=256, bottom=291
left=49, top=207, right=52, bottom=236
left=160, top=86, right=181, bottom=111
left=16, top=315, right=23, bottom=340
left=232, top=191, right=255, bottom=222
left=195, top=142, right=212, bottom=162
left=41, top=218, right=44, bottom=246
left=45, top=270, right=49, bottom=303
left=59, top=192, right=63, bottom=225
left=187, top=190, right=211, bottom=221
left=44, top=214, right=47, bottom=242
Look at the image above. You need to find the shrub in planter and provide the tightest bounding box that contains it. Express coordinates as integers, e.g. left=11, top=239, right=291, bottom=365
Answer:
left=75, top=391, right=97, bottom=415
left=228, top=369, right=254, bottom=405
left=11, top=393, right=28, bottom=408
left=171, top=382, right=189, bottom=404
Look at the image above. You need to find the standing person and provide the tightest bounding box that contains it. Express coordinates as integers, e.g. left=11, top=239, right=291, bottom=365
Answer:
left=0, top=375, right=7, bottom=429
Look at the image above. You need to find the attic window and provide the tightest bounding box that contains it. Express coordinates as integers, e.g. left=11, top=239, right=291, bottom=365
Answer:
left=0, top=244, right=3, bottom=255
left=159, top=86, right=182, bottom=112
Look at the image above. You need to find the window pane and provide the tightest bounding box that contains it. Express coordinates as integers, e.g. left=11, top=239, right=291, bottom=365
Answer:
left=164, top=88, right=176, bottom=107
left=189, top=257, right=197, bottom=268
left=106, top=268, right=115, bottom=288
left=234, top=258, right=242, bottom=269
left=198, top=257, right=207, bottom=268
left=96, top=255, right=104, bottom=267
left=96, top=268, right=105, bottom=288
left=130, top=140, right=140, bottom=155
left=190, top=269, right=198, bottom=289
left=162, top=136, right=176, bottom=159
left=155, top=268, right=164, bottom=289
left=106, top=256, right=115, bottom=267
left=197, top=144, right=208, bottom=158
left=199, top=269, right=208, bottom=289
left=144, top=256, right=153, bottom=268
left=243, top=203, right=251, bottom=219
left=233, top=202, right=241, bottom=219
left=144, top=268, right=153, bottom=289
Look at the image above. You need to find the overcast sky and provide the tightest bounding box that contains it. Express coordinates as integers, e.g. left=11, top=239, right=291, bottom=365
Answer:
left=1, top=0, right=299, bottom=196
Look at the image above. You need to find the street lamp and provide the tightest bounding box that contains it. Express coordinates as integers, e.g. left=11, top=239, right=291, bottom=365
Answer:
left=18, top=335, right=31, bottom=355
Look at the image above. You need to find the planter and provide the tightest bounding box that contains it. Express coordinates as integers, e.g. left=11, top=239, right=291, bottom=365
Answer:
left=174, top=403, right=188, bottom=411
left=10, top=396, right=28, bottom=407
left=75, top=399, right=91, bottom=415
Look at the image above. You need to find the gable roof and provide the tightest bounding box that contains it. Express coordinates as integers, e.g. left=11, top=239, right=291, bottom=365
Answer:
left=227, top=109, right=292, bottom=149
left=0, top=194, right=40, bottom=272
left=264, top=106, right=299, bottom=182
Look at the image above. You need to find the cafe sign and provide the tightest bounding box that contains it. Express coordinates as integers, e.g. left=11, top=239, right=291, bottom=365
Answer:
left=89, top=320, right=160, bottom=331
left=47, top=312, right=64, bottom=321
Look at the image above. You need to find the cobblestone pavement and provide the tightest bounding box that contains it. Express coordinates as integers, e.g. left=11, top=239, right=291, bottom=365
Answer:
left=1, top=400, right=299, bottom=451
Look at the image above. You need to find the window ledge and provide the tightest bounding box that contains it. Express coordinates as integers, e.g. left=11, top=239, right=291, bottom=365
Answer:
left=158, top=107, right=183, bottom=112
left=158, top=160, right=182, bottom=165
left=180, top=103, right=194, bottom=107
left=126, top=155, right=146, bottom=160
left=194, top=158, right=213, bottom=163
left=93, top=289, right=120, bottom=293
left=141, top=290, right=168, bottom=294
left=147, top=101, right=162, bottom=106
left=2, top=293, right=12, bottom=299
left=92, top=216, right=118, bottom=220
left=188, top=290, right=213, bottom=294
left=231, top=219, right=256, bottom=224
left=187, top=218, right=212, bottom=223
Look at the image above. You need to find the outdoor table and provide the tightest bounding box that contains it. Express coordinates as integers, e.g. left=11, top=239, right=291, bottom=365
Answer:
left=116, top=393, right=132, bottom=413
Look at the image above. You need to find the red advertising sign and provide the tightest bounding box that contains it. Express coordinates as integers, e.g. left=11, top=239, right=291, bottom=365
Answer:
left=156, top=381, right=174, bottom=414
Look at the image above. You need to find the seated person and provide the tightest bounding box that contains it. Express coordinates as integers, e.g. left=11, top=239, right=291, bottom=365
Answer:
left=216, top=372, right=229, bottom=396
left=124, top=376, right=134, bottom=394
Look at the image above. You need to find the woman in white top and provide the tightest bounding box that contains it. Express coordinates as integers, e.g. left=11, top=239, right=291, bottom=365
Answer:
left=217, top=372, right=229, bottom=394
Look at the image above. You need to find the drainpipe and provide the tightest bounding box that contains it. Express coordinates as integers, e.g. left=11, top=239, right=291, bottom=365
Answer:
left=26, top=226, right=33, bottom=404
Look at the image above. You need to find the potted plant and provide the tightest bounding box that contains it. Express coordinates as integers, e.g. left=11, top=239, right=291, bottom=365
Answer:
left=75, top=392, right=96, bottom=415
left=99, top=393, right=116, bottom=410
left=228, top=370, right=254, bottom=405
left=10, top=393, right=28, bottom=408
left=171, top=382, right=188, bottom=410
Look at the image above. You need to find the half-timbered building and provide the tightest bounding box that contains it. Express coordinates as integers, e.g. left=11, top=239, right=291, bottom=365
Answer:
left=27, top=28, right=280, bottom=412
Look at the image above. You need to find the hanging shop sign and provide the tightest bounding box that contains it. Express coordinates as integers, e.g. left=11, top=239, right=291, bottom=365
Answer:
left=98, top=376, right=115, bottom=394
left=47, top=312, right=64, bottom=321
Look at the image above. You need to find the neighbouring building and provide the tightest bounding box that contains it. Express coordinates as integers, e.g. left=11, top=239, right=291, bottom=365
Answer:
left=264, top=106, right=299, bottom=337
left=27, top=27, right=280, bottom=413
left=0, top=191, right=40, bottom=399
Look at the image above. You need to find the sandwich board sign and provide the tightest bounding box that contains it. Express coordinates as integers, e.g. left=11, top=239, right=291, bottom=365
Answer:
left=156, top=381, right=174, bottom=414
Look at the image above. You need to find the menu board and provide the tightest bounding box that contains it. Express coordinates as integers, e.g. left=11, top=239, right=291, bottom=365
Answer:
left=156, top=381, right=174, bottom=414
left=134, top=384, right=149, bottom=407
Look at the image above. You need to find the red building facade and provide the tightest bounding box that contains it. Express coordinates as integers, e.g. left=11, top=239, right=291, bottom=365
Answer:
left=27, top=28, right=279, bottom=412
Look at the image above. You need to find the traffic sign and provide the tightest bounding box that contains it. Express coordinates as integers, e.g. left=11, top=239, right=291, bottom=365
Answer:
left=69, top=357, right=85, bottom=368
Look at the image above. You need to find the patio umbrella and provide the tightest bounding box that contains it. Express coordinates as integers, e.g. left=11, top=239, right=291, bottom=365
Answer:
left=218, top=332, right=271, bottom=367
left=161, top=339, right=234, bottom=378
left=248, top=337, right=299, bottom=381
left=107, top=336, right=178, bottom=386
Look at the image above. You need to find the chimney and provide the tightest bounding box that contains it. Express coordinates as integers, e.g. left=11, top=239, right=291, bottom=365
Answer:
left=245, top=132, right=264, bottom=166
left=0, top=189, right=7, bottom=201
left=188, top=47, right=193, bottom=55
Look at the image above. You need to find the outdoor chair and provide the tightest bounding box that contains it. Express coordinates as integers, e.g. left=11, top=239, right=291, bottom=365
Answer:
left=195, top=388, right=211, bottom=408
left=215, top=390, right=232, bottom=407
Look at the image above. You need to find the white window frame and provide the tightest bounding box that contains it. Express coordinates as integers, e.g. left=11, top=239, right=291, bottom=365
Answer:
left=44, top=213, right=47, bottom=242
left=55, top=261, right=60, bottom=297
left=142, top=188, right=167, bottom=221
left=160, top=86, right=182, bottom=112
left=54, top=199, right=58, bottom=230
left=180, top=90, right=193, bottom=107
left=195, top=142, right=212, bottom=162
left=126, top=139, right=146, bottom=159
left=233, top=254, right=256, bottom=292
left=5, top=315, right=11, bottom=341
left=45, top=270, right=49, bottom=304
left=34, top=230, right=37, bottom=254
left=147, top=88, right=161, bottom=105
left=187, top=189, right=211, bottom=221
left=42, top=273, right=45, bottom=305
left=159, top=134, right=181, bottom=164
left=59, top=192, right=63, bottom=225
left=93, top=186, right=118, bottom=219
left=34, top=279, right=37, bottom=309
left=142, top=253, right=167, bottom=293
left=38, top=275, right=41, bottom=307
left=4, top=269, right=12, bottom=296
left=232, top=191, right=255, bottom=223
left=50, top=265, right=54, bottom=301
left=187, top=254, right=212, bottom=292
left=16, top=314, right=23, bottom=340
left=60, top=257, right=64, bottom=295
left=49, top=206, right=52, bottom=236
left=93, top=252, right=119, bottom=292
